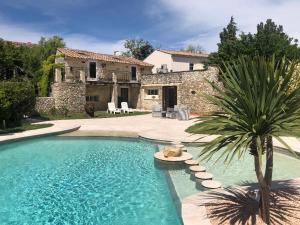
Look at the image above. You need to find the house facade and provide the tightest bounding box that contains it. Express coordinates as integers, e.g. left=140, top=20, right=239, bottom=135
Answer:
left=139, top=67, right=221, bottom=114
left=143, top=49, right=209, bottom=74
left=37, top=48, right=153, bottom=112
left=36, top=47, right=221, bottom=115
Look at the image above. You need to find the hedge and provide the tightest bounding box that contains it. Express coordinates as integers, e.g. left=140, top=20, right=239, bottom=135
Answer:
left=0, top=81, right=36, bottom=128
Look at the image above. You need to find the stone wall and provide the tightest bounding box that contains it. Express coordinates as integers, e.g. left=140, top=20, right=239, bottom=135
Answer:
left=52, top=82, right=86, bottom=113
left=86, top=84, right=112, bottom=110
left=140, top=67, right=221, bottom=114
left=142, top=72, right=182, bottom=85
left=35, top=97, right=55, bottom=113
left=178, top=67, right=220, bottom=114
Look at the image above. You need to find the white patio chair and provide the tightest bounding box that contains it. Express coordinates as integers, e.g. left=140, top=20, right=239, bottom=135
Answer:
left=121, top=102, right=133, bottom=113
left=107, top=102, right=121, bottom=114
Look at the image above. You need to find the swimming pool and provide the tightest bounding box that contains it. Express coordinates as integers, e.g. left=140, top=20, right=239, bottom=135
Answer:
left=0, top=137, right=182, bottom=225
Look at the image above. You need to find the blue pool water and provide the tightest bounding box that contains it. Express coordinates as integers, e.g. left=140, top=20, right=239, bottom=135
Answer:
left=0, top=137, right=182, bottom=225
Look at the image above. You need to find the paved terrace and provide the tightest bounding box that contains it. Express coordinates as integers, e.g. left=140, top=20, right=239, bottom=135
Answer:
left=1, top=114, right=300, bottom=152
left=36, top=114, right=300, bottom=154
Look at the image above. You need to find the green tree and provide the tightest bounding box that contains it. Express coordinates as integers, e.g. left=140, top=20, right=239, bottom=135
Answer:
left=209, top=16, right=240, bottom=65
left=210, top=18, right=300, bottom=67
left=252, top=19, right=300, bottom=59
left=38, top=36, right=65, bottom=60
left=123, top=38, right=154, bottom=60
left=181, top=44, right=204, bottom=53
left=189, top=56, right=300, bottom=224
left=0, top=39, right=25, bottom=80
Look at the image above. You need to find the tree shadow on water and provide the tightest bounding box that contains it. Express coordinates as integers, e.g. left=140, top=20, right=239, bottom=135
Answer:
left=201, top=185, right=300, bottom=225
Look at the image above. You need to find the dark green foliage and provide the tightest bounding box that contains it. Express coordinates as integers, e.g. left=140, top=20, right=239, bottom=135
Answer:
left=38, top=36, right=65, bottom=60
left=0, top=40, right=26, bottom=80
left=39, top=55, right=64, bottom=97
left=0, top=81, right=36, bottom=128
left=210, top=18, right=300, bottom=67
left=123, top=38, right=154, bottom=60
left=0, top=36, right=65, bottom=93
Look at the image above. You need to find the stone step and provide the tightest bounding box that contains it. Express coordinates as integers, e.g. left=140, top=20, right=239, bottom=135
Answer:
left=195, top=172, right=213, bottom=180
left=189, top=165, right=206, bottom=173
left=184, top=159, right=199, bottom=166
left=201, top=180, right=222, bottom=189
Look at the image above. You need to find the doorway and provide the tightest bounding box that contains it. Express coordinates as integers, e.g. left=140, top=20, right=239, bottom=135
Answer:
left=162, top=86, right=177, bottom=110
left=119, top=87, right=129, bottom=107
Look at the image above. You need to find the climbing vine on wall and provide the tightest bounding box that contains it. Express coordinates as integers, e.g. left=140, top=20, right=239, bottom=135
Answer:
left=38, top=54, right=64, bottom=97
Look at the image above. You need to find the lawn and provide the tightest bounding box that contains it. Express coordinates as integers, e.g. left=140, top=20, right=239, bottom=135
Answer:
left=33, top=111, right=150, bottom=121
left=0, top=122, right=53, bottom=135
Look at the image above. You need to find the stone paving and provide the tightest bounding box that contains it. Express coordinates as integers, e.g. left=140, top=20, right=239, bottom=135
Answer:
left=0, top=123, right=80, bottom=143
left=32, top=114, right=300, bottom=154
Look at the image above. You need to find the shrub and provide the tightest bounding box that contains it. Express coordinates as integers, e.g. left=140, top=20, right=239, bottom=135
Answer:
left=0, top=81, right=36, bottom=128
left=85, top=103, right=95, bottom=117
left=49, top=107, right=57, bottom=116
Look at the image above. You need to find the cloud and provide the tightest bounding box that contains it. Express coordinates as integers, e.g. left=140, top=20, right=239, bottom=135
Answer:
left=152, top=0, right=300, bottom=52
left=0, top=20, right=125, bottom=54
left=64, top=34, right=126, bottom=54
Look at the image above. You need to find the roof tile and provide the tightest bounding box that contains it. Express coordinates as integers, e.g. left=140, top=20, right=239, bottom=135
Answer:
left=58, top=48, right=153, bottom=67
left=157, top=49, right=209, bottom=58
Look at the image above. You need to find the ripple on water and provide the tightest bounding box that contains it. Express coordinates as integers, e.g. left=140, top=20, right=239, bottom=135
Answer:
left=0, top=137, right=182, bottom=225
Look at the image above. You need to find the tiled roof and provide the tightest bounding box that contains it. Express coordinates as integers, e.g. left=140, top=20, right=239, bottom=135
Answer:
left=57, top=48, right=153, bottom=67
left=157, top=49, right=209, bottom=58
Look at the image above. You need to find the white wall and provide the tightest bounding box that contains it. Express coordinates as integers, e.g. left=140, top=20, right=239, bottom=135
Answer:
left=144, top=50, right=208, bottom=73
left=143, top=50, right=172, bottom=73
left=171, top=56, right=207, bottom=72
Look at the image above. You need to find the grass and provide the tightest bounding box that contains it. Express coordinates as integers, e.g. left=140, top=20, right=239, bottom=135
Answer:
left=33, top=111, right=150, bottom=121
left=0, top=122, right=53, bottom=135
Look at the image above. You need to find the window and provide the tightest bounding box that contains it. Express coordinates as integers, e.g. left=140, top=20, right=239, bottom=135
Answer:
left=89, top=62, right=97, bottom=78
left=131, top=66, right=137, bottom=80
left=147, top=89, right=158, bottom=95
left=86, top=96, right=99, bottom=102
left=189, top=63, right=194, bottom=71
left=161, top=64, right=167, bottom=69
left=61, top=68, right=65, bottom=82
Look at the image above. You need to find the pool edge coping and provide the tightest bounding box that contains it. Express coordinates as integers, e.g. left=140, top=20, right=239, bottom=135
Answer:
left=0, top=125, right=81, bottom=144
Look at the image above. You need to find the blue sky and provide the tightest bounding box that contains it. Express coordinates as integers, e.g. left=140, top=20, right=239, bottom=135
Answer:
left=0, top=0, right=299, bottom=54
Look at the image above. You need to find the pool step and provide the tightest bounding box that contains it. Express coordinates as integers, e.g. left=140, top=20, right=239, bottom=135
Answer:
left=195, top=172, right=213, bottom=180
left=184, top=159, right=222, bottom=189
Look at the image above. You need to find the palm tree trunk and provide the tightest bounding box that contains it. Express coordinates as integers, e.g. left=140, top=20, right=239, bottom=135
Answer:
left=252, top=140, right=271, bottom=225
left=264, top=135, right=273, bottom=224
left=265, top=136, right=273, bottom=187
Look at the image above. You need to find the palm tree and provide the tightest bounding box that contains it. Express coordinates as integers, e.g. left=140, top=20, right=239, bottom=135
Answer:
left=191, top=56, right=300, bottom=224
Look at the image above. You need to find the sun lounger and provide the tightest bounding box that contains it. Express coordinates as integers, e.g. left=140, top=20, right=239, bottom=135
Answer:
left=121, top=102, right=133, bottom=113
left=107, top=102, right=121, bottom=114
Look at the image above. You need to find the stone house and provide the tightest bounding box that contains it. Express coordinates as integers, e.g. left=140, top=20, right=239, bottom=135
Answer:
left=36, top=47, right=220, bottom=115
left=40, top=48, right=153, bottom=112
left=143, top=49, right=209, bottom=74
